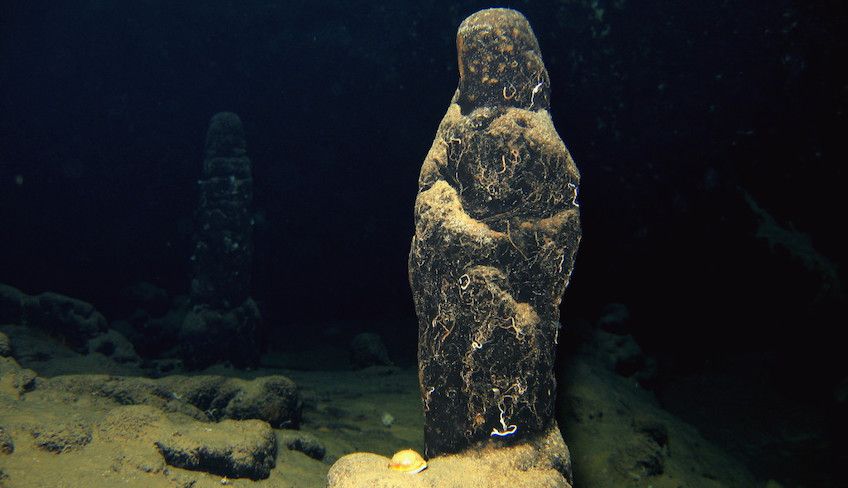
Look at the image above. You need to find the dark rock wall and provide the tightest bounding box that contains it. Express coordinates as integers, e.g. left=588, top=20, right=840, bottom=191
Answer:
left=410, top=9, right=581, bottom=457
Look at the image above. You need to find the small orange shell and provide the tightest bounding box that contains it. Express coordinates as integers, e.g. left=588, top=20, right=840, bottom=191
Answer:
left=388, top=449, right=428, bottom=474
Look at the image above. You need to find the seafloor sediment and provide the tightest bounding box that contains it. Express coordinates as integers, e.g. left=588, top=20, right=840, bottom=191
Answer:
left=0, top=303, right=760, bottom=487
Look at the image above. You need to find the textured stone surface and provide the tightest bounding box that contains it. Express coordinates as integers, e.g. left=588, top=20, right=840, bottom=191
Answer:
left=37, top=372, right=302, bottom=428
left=280, top=430, right=326, bottom=460
left=327, top=423, right=572, bottom=488
left=31, top=421, right=92, bottom=453
left=0, top=283, right=107, bottom=352
left=0, top=426, right=13, bottom=454
left=190, top=112, right=254, bottom=310
left=154, top=418, right=276, bottom=480
left=176, top=374, right=302, bottom=429
left=182, top=112, right=259, bottom=368
left=0, top=356, right=37, bottom=398
left=409, top=8, right=580, bottom=458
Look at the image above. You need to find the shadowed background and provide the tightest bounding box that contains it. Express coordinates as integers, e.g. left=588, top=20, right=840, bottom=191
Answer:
left=1, top=0, right=846, bottom=481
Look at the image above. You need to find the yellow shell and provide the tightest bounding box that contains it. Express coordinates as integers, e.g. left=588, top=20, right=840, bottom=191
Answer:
left=387, top=449, right=428, bottom=473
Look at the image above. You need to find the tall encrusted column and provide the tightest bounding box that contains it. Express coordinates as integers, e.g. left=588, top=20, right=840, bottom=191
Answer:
left=181, top=112, right=259, bottom=368
left=409, top=8, right=581, bottom=460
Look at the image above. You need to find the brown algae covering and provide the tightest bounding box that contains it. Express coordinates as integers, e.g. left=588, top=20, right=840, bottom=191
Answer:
left=409, top=7, right=581, bottom=477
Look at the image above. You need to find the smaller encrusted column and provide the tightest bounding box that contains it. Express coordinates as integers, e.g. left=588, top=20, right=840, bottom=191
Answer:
left=181, top=112, right=260, bottom=368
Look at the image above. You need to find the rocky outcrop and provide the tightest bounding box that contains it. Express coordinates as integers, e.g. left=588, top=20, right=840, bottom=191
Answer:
left=38, top=373, right=301, bottom=428
left=0, top=283, right=107, bottom=352
left=328, top=423, right=571, bottom=488
left=31, top=421, right=92, bottom=453
left=0, top=426, right=13, bottom=454
left=408, top=7, right=580, bottom=465
left=0, top=347, right=300, bottom=485
left=0, top=356, right=37, bottom=399
left=155, top=418, right=276, bottom=480
left=279, top=430, right=326, bottom=461
left=557, top=356, right=759, bottom=487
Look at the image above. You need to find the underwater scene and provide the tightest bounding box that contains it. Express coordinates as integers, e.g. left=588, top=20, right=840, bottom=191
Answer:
left=0, top=1, right=845, bottom=487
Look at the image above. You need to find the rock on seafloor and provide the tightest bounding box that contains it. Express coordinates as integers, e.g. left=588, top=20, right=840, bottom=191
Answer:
left=41, top=372, right=302, bottom=428
left=0, top=343, right=305, bottom=485
left=408, top=6, right=580, bottom=467
left=0, top=426, right=14, bottom=454
left=279, top=430, right=327, bottom=461
left=0, top=283, right=107, bottom=352
left=155, top=418, right=277, bottom=480
left=327, top=423, right=571, bottom=488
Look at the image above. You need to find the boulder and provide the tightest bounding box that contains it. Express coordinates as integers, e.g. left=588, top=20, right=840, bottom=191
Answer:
left=328, top=424, right=571, bottom=488
left=155, top=419, right=276, bottom=480
left=279, top=430, right=326, bottom=461
left=0, top=284, right=108, bottom=352
left=39, top=372, right=302, bottom=428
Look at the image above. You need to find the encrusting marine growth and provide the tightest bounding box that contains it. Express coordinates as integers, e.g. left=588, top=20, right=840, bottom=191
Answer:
left=325, top=9, right=579, bottom=487
left=179, top=112, right=261, bottom=368
left=409, top=7, right=581, bottom=467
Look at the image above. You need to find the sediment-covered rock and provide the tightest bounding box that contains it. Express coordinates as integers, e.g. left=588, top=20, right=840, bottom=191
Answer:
left=279, top=430, right=327, bottom=460
left=31, top=421, right=92, bottom=453
left=0, top=283, right=107, bottom=352
left=328, top=423, right=571, bottom=488
left=0, top=426, right=14, bottom=454
left=408, top=7, right=580, bottom=464
left=35, top=372, right=301, bottom=428
left=155, top=418, right=276, bottom=480
left=558, top=357, right=759, bottom=486
left=160, top=374, right=302, bottom=428
left=0, top=356, right=37, bottom=399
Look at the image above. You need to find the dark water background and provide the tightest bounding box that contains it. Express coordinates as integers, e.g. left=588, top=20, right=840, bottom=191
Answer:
left=2, top=0, right=846, bottom=483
